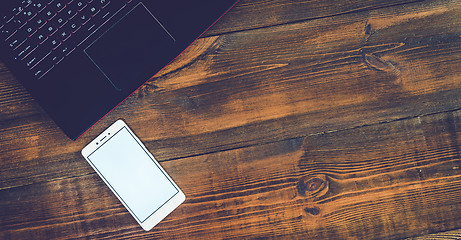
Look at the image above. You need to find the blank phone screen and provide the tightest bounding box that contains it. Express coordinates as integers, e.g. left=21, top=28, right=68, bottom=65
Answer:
left=87, top=127, right=179, bottom=223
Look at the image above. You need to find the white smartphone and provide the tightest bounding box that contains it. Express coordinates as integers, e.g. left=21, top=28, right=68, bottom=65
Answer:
left=81, top=119, right=185, bottom=231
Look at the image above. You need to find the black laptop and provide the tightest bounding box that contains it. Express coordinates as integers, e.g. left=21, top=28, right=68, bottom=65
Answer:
left=0, top=0, right=238, bottom=139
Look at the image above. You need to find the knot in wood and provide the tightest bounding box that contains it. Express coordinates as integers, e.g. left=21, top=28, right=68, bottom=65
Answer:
left=305, top=178, right=323, bottom=191
left=304, top=207, right=320, bottom=216
left=297, top=174, right=328, bottom=198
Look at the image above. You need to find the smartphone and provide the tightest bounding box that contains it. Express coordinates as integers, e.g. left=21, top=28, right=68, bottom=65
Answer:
left=81, top=119, right=186, bottom=231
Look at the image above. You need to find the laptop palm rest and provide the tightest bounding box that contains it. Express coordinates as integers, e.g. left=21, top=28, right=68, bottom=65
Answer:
left=84, top=3, right=175, bottom=92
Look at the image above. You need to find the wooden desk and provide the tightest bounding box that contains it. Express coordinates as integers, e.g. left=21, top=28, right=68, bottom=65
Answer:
left=1, top=0, right=461, bottom=239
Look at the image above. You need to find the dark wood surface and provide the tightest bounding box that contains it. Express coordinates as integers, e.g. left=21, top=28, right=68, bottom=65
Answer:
left=1, top=0, right=461, bottom=239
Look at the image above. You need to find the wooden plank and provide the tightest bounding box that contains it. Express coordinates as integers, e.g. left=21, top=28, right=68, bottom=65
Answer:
left=1, top=110, right=461, bottom=239
left=0, top=68, right=41, bottom=120
left=205, top=0, right=424, bottom=36
left=2, top=0, right=461, bottom=190
left=408, top=229, right=461, bottom=239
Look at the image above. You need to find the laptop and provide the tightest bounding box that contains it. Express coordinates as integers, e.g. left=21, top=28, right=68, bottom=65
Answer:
left=0, top=0, right=238, bottom=140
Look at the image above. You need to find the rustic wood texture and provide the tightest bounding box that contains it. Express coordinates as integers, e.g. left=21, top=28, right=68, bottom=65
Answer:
left=1, top=0, right=461, bottom=239
left=407, top=229, right=461, bottom=239
left=2, top=110, right=461, bottom=239
left=3, top=0, right=461, bottom=188
left=205, top=0, right=425, bottom=36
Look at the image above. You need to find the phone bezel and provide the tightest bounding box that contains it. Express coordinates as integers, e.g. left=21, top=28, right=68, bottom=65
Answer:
left=81, top=119, right=186, bottom=231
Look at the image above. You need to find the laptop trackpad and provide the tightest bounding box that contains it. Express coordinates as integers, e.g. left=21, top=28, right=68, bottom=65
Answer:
left=84, top=3, right=175, bottom=91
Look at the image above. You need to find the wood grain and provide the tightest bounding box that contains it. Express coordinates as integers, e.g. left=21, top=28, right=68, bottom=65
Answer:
left=205, top=0, right=424, bottom=36
left=2, top=0, right=461, bottom=190
left=1, top=110, right=461, bottom=239
left=408, top=229, right=461, bottom=239
left=2, top=0, right=461, bottom=238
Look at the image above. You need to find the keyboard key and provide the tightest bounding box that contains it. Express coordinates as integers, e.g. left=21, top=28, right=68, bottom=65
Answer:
left=35, top=30, right=49, bottom=44
left=58, top=42, right=75, bottom=56
left=24, top=25, right=37, bottom=37
left=43, top=22, right=58, bottom=35
left=24, top=52, right=43, bottom=69
left=53, top=13, right=68, bottom=27
left=77, top=8, right=91, bottom=25
left=88, top=5, right=100, bottom=17
left=11, top=18, right=27, bottom=30
left=20, top=0, right=33, bottom=8
left=31, top=2, right=47, bottom=13
left=1, top=13, right=14, bottom=26
left=1, top=27, right=15, bottom=41
left=15, top=14, right=32, bottom=29
left=32, top=59, right=54, bottom=79
left=56, top=27, right=71, bottom=41
left=30, top=17, right=47, bottom=30
left=99, top=5, right=123, bottom=23
left=24, top=55, right=39, bottom=69
left=12, top=6, right=24, bottom=16
left=7, top=34, right=27, bottom=50
left=44, top=8, right=57, bottom=20
left=14, top=41, right=38, bottom=60
left=54, top=1, right=67, bottom=12
left=96, top=0, right=110, bottom=9
left=68, top=17, right=81, bottom=33
left=49, top=36, right=61, bottom=50
left=50, top=52, right=64, bottom=64
left=32, top=40, right=55, bottom=60
left=25, top=45, right=52, bottom=69
left=71, top=1, right=88, bottom=11
left=63, top=7, right=78, bottom=20
left=19, top=8, right=37, bottom=21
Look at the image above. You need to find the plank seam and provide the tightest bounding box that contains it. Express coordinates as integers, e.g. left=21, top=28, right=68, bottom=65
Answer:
left=202, top=0, right=426, bottom=38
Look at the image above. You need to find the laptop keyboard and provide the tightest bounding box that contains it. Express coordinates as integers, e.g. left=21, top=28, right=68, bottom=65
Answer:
left=1, top=0, right=134, bottom=79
